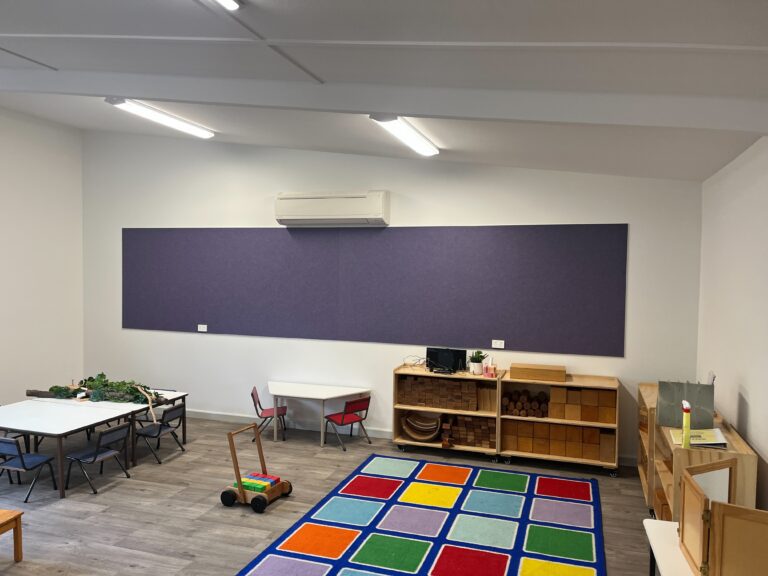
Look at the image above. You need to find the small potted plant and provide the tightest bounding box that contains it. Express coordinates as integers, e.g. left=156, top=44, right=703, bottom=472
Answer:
left=469, top=350, right=487, bottom=375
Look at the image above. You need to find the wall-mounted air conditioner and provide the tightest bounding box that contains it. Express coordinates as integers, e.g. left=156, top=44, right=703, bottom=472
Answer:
left=275, top=190, right=390, bottom=227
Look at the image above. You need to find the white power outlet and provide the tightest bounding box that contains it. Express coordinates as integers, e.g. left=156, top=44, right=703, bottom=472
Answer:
left=197, top=324, right=208, bottom=333
left=491, top=339, right=505, bottom=349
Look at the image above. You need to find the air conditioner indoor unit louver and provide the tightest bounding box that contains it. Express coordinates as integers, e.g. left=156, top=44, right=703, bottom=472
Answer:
left=275, top=190, right=390, bottom=227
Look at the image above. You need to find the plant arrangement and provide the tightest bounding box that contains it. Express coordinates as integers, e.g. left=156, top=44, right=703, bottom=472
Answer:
left=469, top=350, right=488, bottom=363
left=49, top=373, right=157, bottom=404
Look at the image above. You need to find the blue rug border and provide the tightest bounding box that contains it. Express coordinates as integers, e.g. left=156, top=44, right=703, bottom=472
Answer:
left=236, top=453, right=608, bottom=576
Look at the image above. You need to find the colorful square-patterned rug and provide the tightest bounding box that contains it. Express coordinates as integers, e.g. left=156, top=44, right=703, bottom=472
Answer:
left=237, top=454, right=606, bottom=576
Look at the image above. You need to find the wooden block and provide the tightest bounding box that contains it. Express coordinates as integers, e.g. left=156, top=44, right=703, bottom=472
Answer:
left=598, top=406, right=617, bottom=424
left=518, top=436, right=533, bottom=453
left=583, top=443, right=600, bottom=461
left=502, top=435, right=518, bottom=452
left=517, top=421, right=534, bottom=437
left=549, top=387, right=567, bottom=404
left=581, top=389, right=599, bottom=406
left=502, top=420, right=517, bottom=435
left=566, top=426, right=582, bottom=443
left=549, top=403, right=565, bottom=419
left=508, top=363, right=566, bottom=382
left=550, top=440, right=566, bottom=456
left=550, top=424, right=567, bottom=441
left=598, top=389, right=617, bottom=407
left=582, top=427, right=600, bottom=445
left=581, top=405, right=599, bottom=422
left=533, top=422, right=550, bottom=439
left=566, top=389, right=581, bottom=404
left=564, top=404, right=581, bottom=421
left=533, top=437, right=549, bottom=454
left=566, top=441, right=582, bottom=458
left=600, top=431, right=616, bottom=463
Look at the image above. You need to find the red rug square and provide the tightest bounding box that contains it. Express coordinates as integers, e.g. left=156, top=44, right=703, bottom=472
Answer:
left=339, top=475, right=403, bottom=499
left=429, top=544, right=510, bottom=576
left=535, top=477, right=593, bottom=502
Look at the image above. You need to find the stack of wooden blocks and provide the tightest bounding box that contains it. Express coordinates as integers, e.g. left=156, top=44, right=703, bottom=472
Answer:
left=501, top=420, right=615, bottom=463
left=548, top=387, right=617, bottom=424
left=396, top=376, right=477, bottom=411
left=451, top=416, right=497, bottom=449
left=501, top=390, right=549, bottom=418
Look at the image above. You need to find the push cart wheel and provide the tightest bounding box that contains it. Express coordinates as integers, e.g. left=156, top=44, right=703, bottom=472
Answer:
left=283, top=481, right=293, bottom=496
left=220, top=489, right=238, bottom=507
left=251, top=495, right=268, bottom=513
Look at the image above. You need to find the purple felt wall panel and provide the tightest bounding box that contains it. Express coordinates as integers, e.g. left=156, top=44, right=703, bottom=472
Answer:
left=123, top=224, right=627, bottom=356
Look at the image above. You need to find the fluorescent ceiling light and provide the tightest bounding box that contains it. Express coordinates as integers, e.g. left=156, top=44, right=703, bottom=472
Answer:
left=105, top=97, right=214, bottom=139
left=369, top=114, right=439, bottom=157
left=214, top=0, right=240, bottom=10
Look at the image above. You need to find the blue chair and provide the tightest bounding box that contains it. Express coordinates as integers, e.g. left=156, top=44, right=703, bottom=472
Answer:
left=65, top=422, right=131, bottom=494
left=135, top=403, right=185, bottom=464
left=0, top=437, right=57, bottom=502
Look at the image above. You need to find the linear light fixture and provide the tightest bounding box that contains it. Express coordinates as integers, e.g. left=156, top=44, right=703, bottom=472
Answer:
left=369, top=114, right=439, bottom=157
left=105, top=97, right=214, bottom=139
left=214, top=0, right=240, bottom=10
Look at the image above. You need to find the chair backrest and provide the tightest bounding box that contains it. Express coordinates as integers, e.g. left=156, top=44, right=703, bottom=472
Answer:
left=251, top=386, right=265, bottom=417
left=0, top=437, right=24, bottom=467
left=342, top=396, right=371, bottom=423
left=97, top=422, right=130, bottom=452
left=161, top=403, right=185, bottom=428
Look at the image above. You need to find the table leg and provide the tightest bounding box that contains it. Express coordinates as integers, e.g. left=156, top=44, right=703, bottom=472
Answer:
left=320, top=399, right=325, bottom=447
left=128, top=413, right=135, bottom=468
left=273, top=396, right=279, bottom=442
left=56, top=437, right=65, bottom=498
left=649, top=543, right=656, bottom=576
left=181, top=397, right=187, bottom=444
left=13, top=516, right=22, bottom=562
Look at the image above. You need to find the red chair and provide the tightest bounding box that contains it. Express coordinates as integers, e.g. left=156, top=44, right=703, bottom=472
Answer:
left=251, top=387, right=287, bottom=441
left=323, top=397, right=372, bottom=451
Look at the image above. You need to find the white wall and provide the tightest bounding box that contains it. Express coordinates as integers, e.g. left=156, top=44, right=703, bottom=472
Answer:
left=0, top=108, right=83, bottom=403
left=82, top=132, right=702, bottom=461
left=699, top=137, right=768, bottom=508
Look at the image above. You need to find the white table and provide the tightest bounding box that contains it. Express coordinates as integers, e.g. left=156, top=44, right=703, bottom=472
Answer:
left=643, top=519, right=695, bottom=576
left=0, top=391, right=188, bottom=498
left=267, top=381, right=371, bottom=446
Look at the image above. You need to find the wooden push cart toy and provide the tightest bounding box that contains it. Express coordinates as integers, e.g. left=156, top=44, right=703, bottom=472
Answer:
left=220, top=422, right=292, bottom=513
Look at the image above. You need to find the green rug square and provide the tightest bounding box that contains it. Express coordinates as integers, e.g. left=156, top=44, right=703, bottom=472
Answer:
left=351, top=533, right=431, bottom=573
left=447, top=513, right=519, bottom=549
left=474, top=469, right=529, bottom=492
left=524, top=524, right=595, bottom=562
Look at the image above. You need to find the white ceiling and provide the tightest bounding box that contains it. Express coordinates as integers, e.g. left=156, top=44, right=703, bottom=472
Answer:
left=1, top=0, right=767, bottom=180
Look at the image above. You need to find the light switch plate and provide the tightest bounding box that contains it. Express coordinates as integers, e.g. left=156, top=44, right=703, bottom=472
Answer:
left=197, top=324, right=208, bottom=332
left=491, top=339, right=505, bottom=349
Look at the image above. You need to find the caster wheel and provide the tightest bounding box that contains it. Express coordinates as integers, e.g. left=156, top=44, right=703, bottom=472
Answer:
left=397, top=445, right=406, bottom=452
left=504, top=458, right=511, bottom=465
left=283, top=480, right=293, bottom=496
left=251, top=495, right=268, bottom=513
left=490, top=456, right=499, bottom=464
left=609, top=470, right=619, bottom=478
left=220, top=489, right=238, bottom=507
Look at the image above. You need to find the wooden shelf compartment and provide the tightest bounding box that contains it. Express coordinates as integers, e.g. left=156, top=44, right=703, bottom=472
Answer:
left=500, top=414, right=617, bottom=429
left=501, top=373, right=620, bottom=390
left=395, top=364, right=503, bottom=383
left=498, top=449, right=618, bottom=470
left=394, top=404, right=496, bottom=418
left=393, top=436, right=496, bottom=456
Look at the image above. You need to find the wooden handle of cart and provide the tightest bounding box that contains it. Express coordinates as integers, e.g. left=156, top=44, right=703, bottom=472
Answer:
left=226, top=422, right=268, bottom=502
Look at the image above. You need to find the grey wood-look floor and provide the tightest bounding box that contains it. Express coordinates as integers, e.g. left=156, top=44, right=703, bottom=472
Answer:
left=0, top=419, right=651, bottom=575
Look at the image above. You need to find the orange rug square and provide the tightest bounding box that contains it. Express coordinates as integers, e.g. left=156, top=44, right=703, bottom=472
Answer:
left=416, top=463, right=472, bottom=485
left=277, top=522, right=360, bottom=559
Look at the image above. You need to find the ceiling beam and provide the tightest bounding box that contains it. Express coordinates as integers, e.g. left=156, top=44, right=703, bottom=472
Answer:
left=1, top=68, right=767, bottom=134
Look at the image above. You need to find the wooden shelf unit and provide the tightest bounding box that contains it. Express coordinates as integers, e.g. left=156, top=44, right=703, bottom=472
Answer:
left=638, top=382, right=758, bottom=521
left=497, top=372, right=619, bottom=470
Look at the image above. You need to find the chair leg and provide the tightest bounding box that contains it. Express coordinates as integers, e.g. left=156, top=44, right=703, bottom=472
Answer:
left=65, top=460, right=74, bottom=489
left=323, top=420, right=328, bottom=446
left=350, top=423, right=354, bottom=437
left=16, top=472, right=21, bottom=485
left=99, top=461, right=104, bottom=475
left=142, top=435, right=162, bottom=464
left=114, top=455, right=130, bottom=479
left=77, top=461, right=97, bottom=494
left=359, top=422, right=372, bottom=444
left=47, top=462, right=57, bottom=490
left=24, top=467, right=43, bottom=503
left=280, top=416, right=286, bottom=441
left=329, top=422, right=346, bottom=451
left=170, top=431, right=185, bottom=452
left=254, top=417, right=273, bottom=440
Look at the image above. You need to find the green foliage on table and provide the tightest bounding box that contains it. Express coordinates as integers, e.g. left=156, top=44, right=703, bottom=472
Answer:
left=469, top=350, right=488, bottom=363
left=49, top=385, right=78, bottom=399
left=46, top=373, right=157, bottom=404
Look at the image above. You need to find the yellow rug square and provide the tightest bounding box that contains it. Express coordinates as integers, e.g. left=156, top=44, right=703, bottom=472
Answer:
left=518, top=557, right=596, bottom=576
left=397, top=481, right=462, bottom=509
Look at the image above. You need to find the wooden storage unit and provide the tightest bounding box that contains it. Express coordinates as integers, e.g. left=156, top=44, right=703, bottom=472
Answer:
left=637, top=382, right=657, bottom=508
left=393, top=365, right=501, bottom=456
left=639, top=383, right=758, bottom=522
left=499, top=372, right=620, bottom=470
